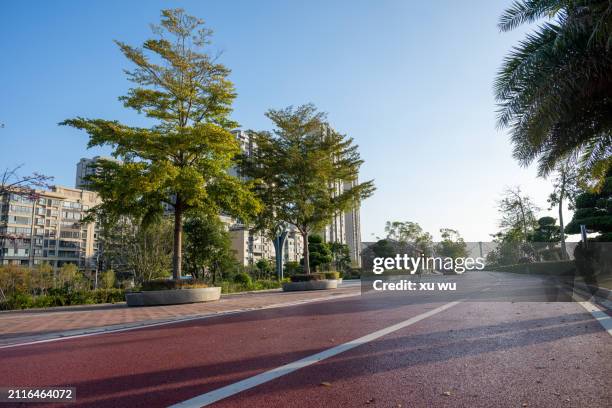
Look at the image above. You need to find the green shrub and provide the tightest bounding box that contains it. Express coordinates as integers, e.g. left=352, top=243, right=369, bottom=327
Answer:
left=323, top=271, right=340, bottom=280
left=233, top=272, right=252, bottom=286
left=489, top=260, right=576, bottom=276
left=140, top=279, right=208, bottom=291
left=284, top=261, right=303, bottom=276
left=290, top=273, right=325, bottom=282
left=100, top=269, right=116, bottom=289
left=220, top=279, right=282, bottom=294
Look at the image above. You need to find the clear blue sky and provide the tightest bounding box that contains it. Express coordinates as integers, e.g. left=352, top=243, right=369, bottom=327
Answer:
left=0, top=0, right=565, bottom=241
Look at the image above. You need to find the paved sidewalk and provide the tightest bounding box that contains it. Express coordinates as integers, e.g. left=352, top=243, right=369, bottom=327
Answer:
left=0, top=283, right=361, bottom=347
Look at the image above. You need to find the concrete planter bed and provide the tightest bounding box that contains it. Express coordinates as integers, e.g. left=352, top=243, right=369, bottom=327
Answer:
left=126, top=287, right=221, bottom=307
left=282, top=279, right=338, bottom=292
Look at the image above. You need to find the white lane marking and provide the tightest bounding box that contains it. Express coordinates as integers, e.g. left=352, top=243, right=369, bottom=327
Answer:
left=578, top=301, right=612, bottom=337
left=169, top=301, right=461, bottom=408
left=0, top=292, right=360, bottom=350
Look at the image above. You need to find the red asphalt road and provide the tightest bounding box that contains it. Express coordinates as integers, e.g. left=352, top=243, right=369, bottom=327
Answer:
left=0, top=272, right=610, bottom=408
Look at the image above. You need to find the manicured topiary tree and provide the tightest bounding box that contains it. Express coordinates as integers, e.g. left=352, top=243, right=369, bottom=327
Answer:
left=565, top=169, right=612, bottom=242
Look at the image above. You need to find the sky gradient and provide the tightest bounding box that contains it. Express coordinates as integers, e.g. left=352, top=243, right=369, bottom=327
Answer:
left=0, top=0, right=568, bottom=241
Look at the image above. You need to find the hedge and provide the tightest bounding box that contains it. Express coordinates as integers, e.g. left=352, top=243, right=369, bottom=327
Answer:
left=140, top=279, right=208, bottom=291
left=0, top=288, right=126, bottom=311
left=488, top=260, right=576, bottom=276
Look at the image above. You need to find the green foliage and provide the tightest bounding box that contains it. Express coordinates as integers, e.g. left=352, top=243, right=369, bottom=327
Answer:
left=497, top=187, right=539, bottom=243
left=487, top=230, right=524, bottom=266
left=565, top=169, right=612, bottom=237
left=220, top=279, right=281, bottom=294
left=306, top=235, right=332, bottom=272
left=329, top=242, right=351, bottom=272
left=323, top=271, right=340, bottom=280
left=283, top=261, right=303, bottom=276
left=371, top=239, right=396, bottom=258
left=0, top=288, right=125, bottom=311
left=100, top=269, right=116, bottom=289
left=385, top=221, right=433, bottom=255
left=61, top=9, right=260, bottom=279
left=140, top=279, right=208, bottom=291
left=495, top=0, right=612, bottom=185
left=435, top=228, right=468, bottom=259
left=528, top=217, right=562, bottom=243
left=489, top=260, right=576, bottom=276
left=255, top=259, right=273, bottom=278
left=183, top=214, right=237, bottom=283
left=98, top=216, right=173, bottom=284
left=239, top=104, right=374, bottom=273
left=233, top=272, right=253, bottom=286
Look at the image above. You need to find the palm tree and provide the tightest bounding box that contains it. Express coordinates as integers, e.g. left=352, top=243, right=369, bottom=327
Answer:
left=495, top=0, right=612, bottom=188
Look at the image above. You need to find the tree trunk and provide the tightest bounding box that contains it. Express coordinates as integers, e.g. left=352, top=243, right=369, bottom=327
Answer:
left=302, top=230, right=310, bottom=274
left=559, top=189, right=567, bottom=260
left=172, top=199, right=183, bottom=280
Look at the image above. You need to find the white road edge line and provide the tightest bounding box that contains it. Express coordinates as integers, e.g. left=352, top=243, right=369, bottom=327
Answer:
left=169, top=300, right=461, bottom=408
left=0, top=292, right=360, bottom=350
left=578, top=301, right=612, bottom=337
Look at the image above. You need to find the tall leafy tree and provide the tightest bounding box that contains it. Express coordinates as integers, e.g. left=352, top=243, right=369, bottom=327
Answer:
left=435, top=228, right=468, bottom=259
left=385, top=221, right=434, bottom=256
left=495, top=0, right=612, bottom=187
left=241, top=104, right=375, bottom=274
left=498, top=187, right=540, bottom=243
left=98, top=216, right=174, bottom=284
left=547, top=159, right=580, bottom=258
left=62, top=9, right=260, bottom=279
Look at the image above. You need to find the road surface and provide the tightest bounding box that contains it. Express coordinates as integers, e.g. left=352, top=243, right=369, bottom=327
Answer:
left=0, top=271, right=610, bottom=407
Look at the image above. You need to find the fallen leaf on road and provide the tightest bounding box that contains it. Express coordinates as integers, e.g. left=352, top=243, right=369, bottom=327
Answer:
left=320, top=382, right=332, bottom=387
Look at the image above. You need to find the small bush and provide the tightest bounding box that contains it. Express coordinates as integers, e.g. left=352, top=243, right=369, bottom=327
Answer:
left=233, top=272, right=252, bottom=286
left=284, top=261, right=303, bottom=276
left=140, top=279, right=208, bottom=291
left=100, top=269, right=116, bottom=289
left=290, top=273, right=325, bottom=282
left=324, top=271, right=340, bottom=280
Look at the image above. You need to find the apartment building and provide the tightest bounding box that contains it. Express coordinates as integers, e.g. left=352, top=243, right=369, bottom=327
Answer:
left=75, top=156, right=120, bottom=189
left=0, top=186, right=100, bottom=269
left=229, top=226, right=276, bottom=266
